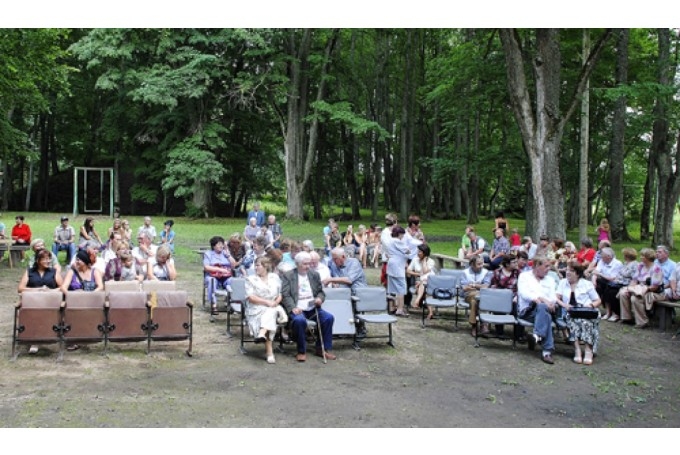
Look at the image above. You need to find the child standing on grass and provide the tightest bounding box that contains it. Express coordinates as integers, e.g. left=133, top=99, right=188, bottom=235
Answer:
left=597, top=218, right=610, bottom=243
left=509, top=228, right=521, bottom=251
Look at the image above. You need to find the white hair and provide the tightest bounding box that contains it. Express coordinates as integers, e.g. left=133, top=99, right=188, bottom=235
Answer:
left=294, top=251, right=312, bottom=265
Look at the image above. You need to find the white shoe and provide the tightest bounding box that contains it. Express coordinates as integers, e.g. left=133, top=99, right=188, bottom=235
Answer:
left=29, top=345, right=39, bottom=354
left=266, top=355, right=276, bottom=364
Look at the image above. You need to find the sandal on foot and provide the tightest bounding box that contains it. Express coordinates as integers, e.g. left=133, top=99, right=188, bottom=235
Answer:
left=583, top=352, right=593, bottom=365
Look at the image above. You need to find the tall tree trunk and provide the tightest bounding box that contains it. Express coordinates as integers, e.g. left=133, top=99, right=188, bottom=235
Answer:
left=467, top=111, right=481, bottom=224
left=282, top=29, right=339, bottom=220
left=500, top=28, right=612, bottom=240
left=578, top=29, right=590, bottom=241
left=398, top=30, right=414, bottom=220
left=651, top=29, right=680, bottom=248
left=640, top=158, right=655, bottom=241
left=609, top=29, right=631, bottom=242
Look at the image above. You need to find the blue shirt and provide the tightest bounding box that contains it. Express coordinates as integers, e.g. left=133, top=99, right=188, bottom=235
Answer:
left=655, top=258, right=677, bottom=286
left=247, top=210, right=265, bottom=227
left=328, top=257, right=367, bottom=293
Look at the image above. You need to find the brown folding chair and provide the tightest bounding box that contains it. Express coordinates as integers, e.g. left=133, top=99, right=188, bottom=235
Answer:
left=12, top=291, right=66, bottom=360
left=148, top=290, right=193, bottom=357
left=105, top=291, right=151, bottom=353
left=63, top=291, right=107, bottom=352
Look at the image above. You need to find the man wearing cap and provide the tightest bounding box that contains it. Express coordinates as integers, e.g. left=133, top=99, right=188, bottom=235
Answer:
left=52, top=216, right=77, bottom=264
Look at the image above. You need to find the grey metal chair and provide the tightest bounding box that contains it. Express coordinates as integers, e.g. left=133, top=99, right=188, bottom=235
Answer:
left=322, top=287, right=356, bottom=339
left=423, top=274, right=461, bottom=329
left=352, top=286, right=397, bottom=350
left=225, top=277, right=247, bottom=338
left=474, top=288, right=517, bottom=348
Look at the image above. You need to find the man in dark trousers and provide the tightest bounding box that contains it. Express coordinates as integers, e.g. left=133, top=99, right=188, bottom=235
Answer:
left=281, top=252, right=335, bottom=362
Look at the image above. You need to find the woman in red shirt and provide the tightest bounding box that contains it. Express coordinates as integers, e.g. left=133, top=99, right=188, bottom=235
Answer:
left=11, top=215, right=31, bottom=244
left=576, top=237, right=596, bottom=267
left=11, top=215, right=32, bottom=261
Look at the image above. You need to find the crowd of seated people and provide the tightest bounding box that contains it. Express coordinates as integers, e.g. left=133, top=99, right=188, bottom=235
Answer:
left=15, top=210, right=680, bottom=367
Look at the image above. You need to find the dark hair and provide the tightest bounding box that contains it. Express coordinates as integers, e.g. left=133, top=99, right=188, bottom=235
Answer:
left=516, top=250, right=529, bottom=260
left=500, top=254, right=516, bottom=268
left=391, top=226, right=406, bottom=237
left=83, top=217, right=95, bottom=228
left=76, top=249, right=92, bottom=266
left=417, top=243, right=431, bottom=257
left=164, top=220, right=174, bottom=227
left=580, top=237, right=593, bottom=248
left=567, top=260, right=586, bottom=279
left=210, top=236, right=225, bottom=249
left=32, top=249, right=52, bottom=271
left=15, top=215, right=24, bottom=221
left=408, top=215, right=421, bottom=227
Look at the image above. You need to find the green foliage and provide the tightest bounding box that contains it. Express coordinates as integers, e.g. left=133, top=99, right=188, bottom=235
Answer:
left=312, top=100, right=389, bottom=139
left=162, top=127, right=227, bottom=198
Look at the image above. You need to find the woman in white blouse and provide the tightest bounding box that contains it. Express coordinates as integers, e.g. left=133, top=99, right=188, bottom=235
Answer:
left=245, top=257, right=287, bottom=364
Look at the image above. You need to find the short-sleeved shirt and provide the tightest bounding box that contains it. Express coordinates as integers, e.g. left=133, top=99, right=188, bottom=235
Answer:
left=328, top=257, right=367, bottom=292
left=556, top=278, right=599, bottom=306
left=54, top=225, right=75, bottom=243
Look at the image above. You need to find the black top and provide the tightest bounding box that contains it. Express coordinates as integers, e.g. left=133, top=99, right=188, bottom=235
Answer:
left=26, top=267, right=59, bottom=289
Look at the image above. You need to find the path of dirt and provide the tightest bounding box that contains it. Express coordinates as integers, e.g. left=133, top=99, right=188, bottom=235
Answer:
left=1, top=256, right=679, bottom=431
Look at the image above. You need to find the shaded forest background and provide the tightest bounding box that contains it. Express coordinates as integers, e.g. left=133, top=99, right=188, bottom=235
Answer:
left=1, top=29, right=679, bottom=246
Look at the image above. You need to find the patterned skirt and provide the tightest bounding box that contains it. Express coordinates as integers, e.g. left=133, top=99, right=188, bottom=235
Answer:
left=567, top=314, right=600, bottom=353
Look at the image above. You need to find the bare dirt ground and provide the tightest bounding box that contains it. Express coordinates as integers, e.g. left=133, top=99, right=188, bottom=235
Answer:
left=1, top=255, right=680, bottom=430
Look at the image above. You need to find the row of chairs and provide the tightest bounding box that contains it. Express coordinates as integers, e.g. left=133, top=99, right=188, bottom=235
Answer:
left=12, top=281, right=192, bottom=360
left=421, top=270, right=550, bottom=350
left=210, top=278, right=398, bottom=357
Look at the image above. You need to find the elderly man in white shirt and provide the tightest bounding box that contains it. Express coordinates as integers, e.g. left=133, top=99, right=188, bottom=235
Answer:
left=591, top=246, right=623, bottom=321
left=517, top=256, right=558, bottom=364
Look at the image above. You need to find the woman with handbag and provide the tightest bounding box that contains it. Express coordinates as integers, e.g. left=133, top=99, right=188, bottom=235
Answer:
left=203, top=235, right=236, bottom=315
left=556, top=261, right=602, bottom=365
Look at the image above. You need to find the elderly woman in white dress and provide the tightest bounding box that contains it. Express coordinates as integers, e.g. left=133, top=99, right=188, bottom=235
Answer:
left=245, top=256, right=287, bottom=364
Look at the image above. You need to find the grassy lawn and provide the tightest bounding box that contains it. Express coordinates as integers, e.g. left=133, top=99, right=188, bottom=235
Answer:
left=2, top=210, right=679, bottom=265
